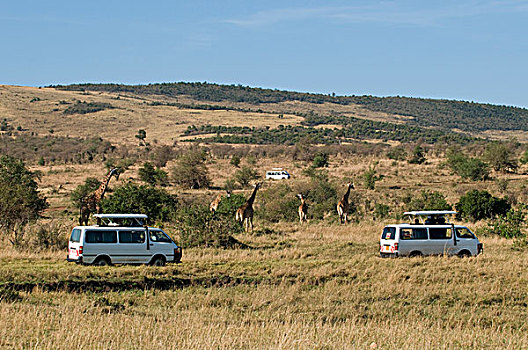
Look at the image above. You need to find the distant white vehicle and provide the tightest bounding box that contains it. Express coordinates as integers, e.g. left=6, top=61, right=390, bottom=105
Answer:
left=266, top=168, right=290, bottom=180
left=379, top=211, right=483, bottom=258
left=67, top=214, right=182, bottom=266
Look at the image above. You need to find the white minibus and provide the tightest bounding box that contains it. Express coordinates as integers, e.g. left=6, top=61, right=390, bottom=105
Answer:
left=379, top=211, right=483, bottom=257
left=67, top=214, right=182, bottom=266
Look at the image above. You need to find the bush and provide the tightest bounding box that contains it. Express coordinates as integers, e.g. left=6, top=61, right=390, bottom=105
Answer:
left=233, top=166, right=259, bottom=188
left=102, top=183, right=178, bottom=223
left=298, top=169, right=338, bottom=220
left=174, top=205, right=244, bottom=248
left=446, top=148, right=490, bottom=181
left=455, top=190, right=510, bottom=222
left=171, top=147, right=210, bottom=189
left=312, top=152, right=329, bottom=168
left=373, top=203, right=391, bottom=220
left=138, top=162, right=168, bottom=186
left=363, top=164, right=383, bottom=190
left=215, top=193, right=247, bottom=217
left=408, top=145, right=426, bottom=164
left=0, top=156, right=48, bottom=245
left=257, top=183, right=299, bottom=223
left=230, top=155, right=241, bottom=167
left=483, top=142, right=518, bottom=173
left=387, top=146, right=407, bottom=161
left=485, top=205, right=526, bottom=239
left=406, top=190, right=451, bottom=211
left=70, top=177, right=100, bottom=205
left=520, top=149, right=528, bottom=165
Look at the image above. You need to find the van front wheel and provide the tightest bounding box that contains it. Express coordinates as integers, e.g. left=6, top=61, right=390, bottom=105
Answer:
left=150, top=256, right=166, bottom=266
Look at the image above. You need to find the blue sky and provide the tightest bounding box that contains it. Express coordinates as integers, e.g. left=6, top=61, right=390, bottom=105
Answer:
left=2, top=0, right=528, bottom=107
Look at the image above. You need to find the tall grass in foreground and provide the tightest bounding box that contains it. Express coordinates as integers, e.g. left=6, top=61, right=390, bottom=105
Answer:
left=0, top=222, right=527, bottom=349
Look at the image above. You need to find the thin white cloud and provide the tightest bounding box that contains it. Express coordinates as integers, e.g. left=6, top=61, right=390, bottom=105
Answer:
left=222, top=1, right=528, bottom=28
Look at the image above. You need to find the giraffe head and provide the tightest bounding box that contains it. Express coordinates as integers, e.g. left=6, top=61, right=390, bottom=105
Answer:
left=347, top=182, right=354, bottom=190
left=297, top=193, right=304, bottom=200
left=109, top=167, right=120, bottom=181
left=254, top=182, right=262, bottom=190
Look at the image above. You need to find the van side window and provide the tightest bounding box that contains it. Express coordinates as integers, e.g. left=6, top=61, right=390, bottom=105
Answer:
left=429, top=228, right=452, bottom=239
left=70, top=229, right=81, bottom=243
left=382, top=227, right=396, bottom=240
left=456, top=227, right=475, bottom=239
left=412, top=228, right=428, bottom=239
left=119, top=230, right=145, bottom=243
left=85, top=230, right=117, bottom=244
left=150, top=230, right=171, bottom=243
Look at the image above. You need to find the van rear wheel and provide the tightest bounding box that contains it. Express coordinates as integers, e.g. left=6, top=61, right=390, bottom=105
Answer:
left=94, top=257, right=111, bottom=266
left=457, top=250, right=471, bottom=258
left=409, top=251, right=423, bottom=257
left=150, top=256, right=166, bottom=266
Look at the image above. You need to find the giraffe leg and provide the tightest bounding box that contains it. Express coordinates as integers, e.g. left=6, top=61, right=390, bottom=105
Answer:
left=249, top=217, right=253, bottom=232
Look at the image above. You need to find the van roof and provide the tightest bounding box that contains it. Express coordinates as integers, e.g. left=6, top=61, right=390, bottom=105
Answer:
left=403, top=210, right=457, bottom=216
left=93, top=214, right=148, bottom=219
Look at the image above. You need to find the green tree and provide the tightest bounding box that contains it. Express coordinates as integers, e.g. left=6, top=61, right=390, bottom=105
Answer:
left=455, top=190, right=510, bottom=222
left=407, top=190, right=451, bottom=211
left=138, top=162, right=168, bottom=186
left=312, top=152, right=329, bottom=168
left=0, top=156, right=48, bottom=245
left=363, top=164, right=383, bottom=190
left=483, top=142, right=518, bottom=173
left=485, top=205, right=527, bottom=239
left=230, top=155, right=241, bottom=168
left=135, top=129, right=147, bottom=142
left=171, top=147, right=211, bottom=189
left=446, top=148, right=490, bottom=181
left=70, top=177, right=100, bottom=205
left=233, top=166, right=259, bottom=188
left=408, top=145, right=426, bottom=164
left=102, top=183, right=177, bottom=222
left=520, top=149, right=528, bottom=165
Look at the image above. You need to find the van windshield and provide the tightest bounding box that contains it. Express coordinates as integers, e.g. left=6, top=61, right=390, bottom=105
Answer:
left=456, top=227, right=475, bottom=239
left=382, top=227, right=396, bottom=240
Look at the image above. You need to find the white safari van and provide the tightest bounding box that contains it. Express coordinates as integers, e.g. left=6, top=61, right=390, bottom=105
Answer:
left=266, top=169, right=290, bottom=180
left=379, top=211, right=483, bottom=258
left=67, top=214, right=182, bottom=266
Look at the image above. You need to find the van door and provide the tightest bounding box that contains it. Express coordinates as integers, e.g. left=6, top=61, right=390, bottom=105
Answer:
left=427, top=226, right=455, bottom=255
left=399, top=227, right=428, bottom=255
left=117, top=229, right=150, bottom=263
left=149, top=229, right=174, bottom=262
left=83, top=230, right=118, bottom=264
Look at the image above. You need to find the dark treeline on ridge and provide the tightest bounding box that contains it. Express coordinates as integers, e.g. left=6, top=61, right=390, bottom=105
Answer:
left=52, top=82, right=528, bottom=134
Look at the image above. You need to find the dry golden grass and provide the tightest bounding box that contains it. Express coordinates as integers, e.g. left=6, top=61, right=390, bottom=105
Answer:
left=1, top=223, right=527, bottom=349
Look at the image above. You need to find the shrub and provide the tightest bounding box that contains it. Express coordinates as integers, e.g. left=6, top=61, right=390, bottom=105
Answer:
left=483, top=142, right=518, bottom=173
left=102, top=183, right=178, bottom=223
left=230, top=155, right=241, bottom=167
left=257, top=183, right=299, bottom=223
left=363, top=164, right=383, bottom=190
left=485, top=205, right=526, bottom=239
left=373, top=203, right=391, bottom=220
left=408, top=145, right=426, bottom=164
left=520, top=149, right=528, bottom=165
left=299, top=169, right=338, bottom=220
left=233, top=166, right=259, bottom=188
left=70, top=177, right=101, bottom=205
left=171, top=147, right=210, bottom=189
left=312, top=152, right=329, bottom=168
left=174, top=205, right=244, bottom=248
left=446, top=148, right=490, bottom=181
left=406, top=190, right=451, bottom=211
left=138, top=162, right=168, bottom=186
left=0, top=156, right=48, bottom=245
left=387, top=146, right=407, bottom=161
left=455, top=190, right=510, bottom=222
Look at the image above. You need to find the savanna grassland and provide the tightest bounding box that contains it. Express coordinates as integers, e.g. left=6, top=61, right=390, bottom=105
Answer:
left=1, top=84, right=528, bottom=349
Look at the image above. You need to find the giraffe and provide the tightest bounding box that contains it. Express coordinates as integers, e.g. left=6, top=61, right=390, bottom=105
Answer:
left=210, top=190, right=231, bottom=213
left=297, top=194, right=308, bottom=224
left=236, top=183, right=261, bottom=232
left=79, top=168, right=120, bottom=225
left=337, top=182, right=354, bottom=224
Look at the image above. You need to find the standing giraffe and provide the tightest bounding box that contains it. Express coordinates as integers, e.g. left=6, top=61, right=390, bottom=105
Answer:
left=210, top=190, right=231, bottom=213
left=337, top=182, right=354, bottom=224
left=297, top=194, right=308, bottom=224
left=236, top=183, right=261, bottom=232
left=79, top=168, right=120, bottom=225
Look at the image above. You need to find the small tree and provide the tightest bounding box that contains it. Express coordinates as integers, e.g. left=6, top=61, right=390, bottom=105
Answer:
left=233, top=166, right=259, bottom=188
left=135, top=129, right=147, bottom=143
left=312, top=152, right=329, bottom=168
left=446, top=148, right=490, bottom=181
left=455, top=190, right=510, bottom=222
left=407, top=190, right=451, bottom=211
left=483, top=142, right=518, bottom=173
left=408, top=145, right=426, bottom=164
left=70, top=177, right=101, bottom=204
left=486, top=204, right=527, bottom=239
left=139, top=162, right=168, bottom=186
left=363, top=164, right=383, bottom=190
left=102, top=183, right=177, bottom=222
left=171, top=147, right=211, bottom=189
left=520, top=149, right=528, bottom=165
left=230, top=155, right=241, bottom=168
left=0, top=156, right=48, bottom=245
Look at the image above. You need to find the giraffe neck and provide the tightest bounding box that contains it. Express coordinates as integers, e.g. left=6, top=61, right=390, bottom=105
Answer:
left=342, top=185, right=351, bottom=202
left=246, top=186, right=259, bottom=207
left=95, top=172, right=113, bottom=202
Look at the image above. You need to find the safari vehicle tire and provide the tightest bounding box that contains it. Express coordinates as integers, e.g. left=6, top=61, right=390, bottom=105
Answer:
left=409, top=251, right=423, bottom=257
left=150, top=256, right=166, bottom=266
left=94, top=256, right=111, bottom=266
left=457, top=250, right=471, bottom=258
